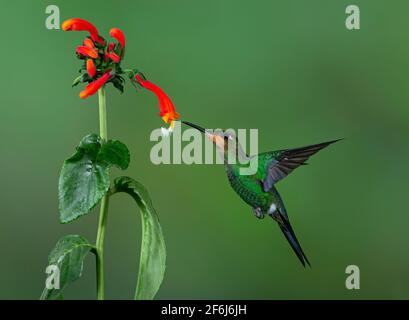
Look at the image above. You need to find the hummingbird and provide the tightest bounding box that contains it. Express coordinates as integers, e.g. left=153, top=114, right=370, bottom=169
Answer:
left=182, top=121, right=341, bottom=267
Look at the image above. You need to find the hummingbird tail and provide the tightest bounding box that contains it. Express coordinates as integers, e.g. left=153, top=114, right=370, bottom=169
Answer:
left=274, top=214, right=311, bottom=268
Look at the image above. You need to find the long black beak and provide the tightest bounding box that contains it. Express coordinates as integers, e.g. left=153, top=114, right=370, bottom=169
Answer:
left=182, top=121, right=206, bottom=133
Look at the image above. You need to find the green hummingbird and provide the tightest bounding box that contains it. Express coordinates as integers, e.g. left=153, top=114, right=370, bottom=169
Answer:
left=182, top=121, right=341, bottom=267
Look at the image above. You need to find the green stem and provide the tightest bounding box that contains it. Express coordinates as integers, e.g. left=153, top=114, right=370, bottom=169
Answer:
left=98, top=87, right=108, bottom=141
left=96, top=194, right=109, bottom=300
left=96, top=87, right=109, bottom=300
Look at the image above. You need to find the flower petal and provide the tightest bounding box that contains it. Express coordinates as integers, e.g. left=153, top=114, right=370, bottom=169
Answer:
left=83, top=38, right=95, bottom=49
left=86, top=59, right=96, bottom=78
left=109, top=28, right=125, bottom=50
left=76, top=46, right=98, bottom=59
left=107, top=52, right=121, bottom=63
left=62, top=18, right=105, bottom=45
left=135, top=74, right=180, bottom=124
left=108, top=42, right=115, bottom=52
left=79, top=70, right=112, bottom=99
left=160, top=127, right=172, bottom=138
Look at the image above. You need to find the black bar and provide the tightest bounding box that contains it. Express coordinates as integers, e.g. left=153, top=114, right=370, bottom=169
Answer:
left=0, top=300, right=405, bottom=318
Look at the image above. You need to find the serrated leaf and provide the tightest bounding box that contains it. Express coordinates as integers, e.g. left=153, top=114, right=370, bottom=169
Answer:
left=58, top=134, right=109, bottom=223
left=40, top=235, right=93, bottom=300
left=98, top=140, right=130, bottom=170
left=58, top=134, right=130, bottom=223
left=114, top=176, right=166, bottom=300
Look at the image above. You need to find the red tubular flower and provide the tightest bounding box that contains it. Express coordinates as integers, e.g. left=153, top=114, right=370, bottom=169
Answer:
left=80, top=71, right=112, bottom=99
left=62, top=18, right=105, bottom=45
left=107, top=42, right=115, bottom=52
left=76, top=46, right=98, bottom=59
left=135, top=74, right=180, bottom=125
left=107, top=52, right=121, bottom=63
left=86, top=59, right=96, bottom=78
left=109, top=28, right=125, bottom=52
left=105, top=42, right=121, bottom=63
left=83, top=38, right=95, bottom=49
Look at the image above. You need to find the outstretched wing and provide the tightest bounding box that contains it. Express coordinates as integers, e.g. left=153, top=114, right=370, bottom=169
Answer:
left=259, top=139, right=341, bottom=192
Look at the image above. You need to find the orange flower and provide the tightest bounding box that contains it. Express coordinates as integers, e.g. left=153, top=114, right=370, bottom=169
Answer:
left=80, top=71, right=112, bottom=99
left=135, top=74, right=180, bottom=133
left=105, top=41, right=121, bottom=63
left=83, top=38, right=95, bottom=49
left=107, top=52, right=121, bottom=63
left=62, top=18, right=105, bottom=45
left=76, top=46, right=98, bottom=59
left=86, top=59, right=96, bottom=78
left=109, top=28, right=125, bottom=52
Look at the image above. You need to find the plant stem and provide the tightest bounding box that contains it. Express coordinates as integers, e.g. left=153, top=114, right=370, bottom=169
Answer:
left=96, top=194, right=109, bottom=300
left=96, top=87, right=109, bottom=300
left=98, top=87, right=108, bottom=141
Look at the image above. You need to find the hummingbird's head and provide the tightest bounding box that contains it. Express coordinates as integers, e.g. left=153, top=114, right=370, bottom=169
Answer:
left=182, top=121, right=246, bottom=161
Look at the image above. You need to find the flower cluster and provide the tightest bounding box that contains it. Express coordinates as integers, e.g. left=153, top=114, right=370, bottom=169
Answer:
left=62, top=18, right=180, bottom=133
left=62, top=19, right=126, bottom=98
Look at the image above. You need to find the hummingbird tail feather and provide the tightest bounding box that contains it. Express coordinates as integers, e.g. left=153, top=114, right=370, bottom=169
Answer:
left=274, top=214, right=311, bottom=268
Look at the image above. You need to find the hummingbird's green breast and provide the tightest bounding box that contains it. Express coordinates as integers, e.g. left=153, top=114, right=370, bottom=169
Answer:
left=225, top=162, right=272, bottom=212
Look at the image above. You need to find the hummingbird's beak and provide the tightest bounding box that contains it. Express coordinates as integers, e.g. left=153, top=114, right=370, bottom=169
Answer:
left=182, top=121, right=206, bottom=134
left=182, top=121, right=224, bottom=148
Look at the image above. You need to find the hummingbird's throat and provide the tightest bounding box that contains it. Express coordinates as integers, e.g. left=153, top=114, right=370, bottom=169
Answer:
left=211, top=135, right=225, bottom=149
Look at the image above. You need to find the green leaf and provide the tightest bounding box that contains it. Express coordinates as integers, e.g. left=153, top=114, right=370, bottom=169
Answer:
left=110, top=76, right=125, bottom=93
left=112, top=80, right=124, bottom=93
left=40, top=235, right=93, bottom=300
left=72, top=74, right=83, bottom=87
left=58, top=134, right=108, bottom=223
left=114, top=176, right=166, bottom=300
left=58, top=134, right=130, bottom=223
left=127, top=69, right=141, bottom=90
left=98, top=140, right=130, bottom=170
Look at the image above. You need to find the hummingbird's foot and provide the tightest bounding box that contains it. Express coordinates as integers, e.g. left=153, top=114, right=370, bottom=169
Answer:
left=252, top=207, right=264, bottom=219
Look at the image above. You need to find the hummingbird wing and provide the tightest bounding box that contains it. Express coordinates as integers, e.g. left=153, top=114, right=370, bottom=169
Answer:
left=259, top=139, right=341, bottom=192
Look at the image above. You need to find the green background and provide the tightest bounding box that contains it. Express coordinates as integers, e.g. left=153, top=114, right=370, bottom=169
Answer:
left=1, top=0, right=408, bottom=299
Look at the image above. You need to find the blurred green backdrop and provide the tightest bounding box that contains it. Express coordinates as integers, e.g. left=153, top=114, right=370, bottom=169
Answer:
left=1, top=0, right=409, bottom=299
